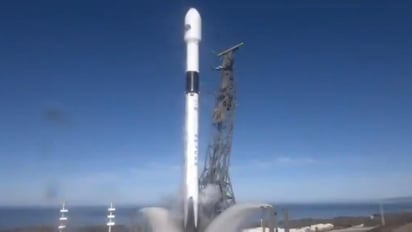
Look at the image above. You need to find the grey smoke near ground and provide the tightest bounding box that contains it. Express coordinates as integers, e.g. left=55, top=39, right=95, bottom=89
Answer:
left=137, top=203, right=272, bottom=232
left=136, top=185, right=219, bottom=232
left=158, top=193, right=184, bottom=225
left=199, top=184, right=222, bottom=230
left=205, top=203, right=273, bottom=232
left=138, top=207, right=182, bottom=232
left=199, top=184, right=220, bottom=206
left=135, top=184, right=272, bottom=232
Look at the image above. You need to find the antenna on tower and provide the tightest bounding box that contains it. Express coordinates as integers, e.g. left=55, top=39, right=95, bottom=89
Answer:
left=58, top=202, right=68, bottom=232
left=107, top=202, right=116, bottom=232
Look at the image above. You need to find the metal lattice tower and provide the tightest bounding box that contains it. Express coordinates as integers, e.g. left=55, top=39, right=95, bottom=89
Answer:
left=199, top=42, right=244, bottom=221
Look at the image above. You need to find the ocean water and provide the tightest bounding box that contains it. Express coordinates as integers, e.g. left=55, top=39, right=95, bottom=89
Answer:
left=1, top=203, right=412, bottom=229
left=277, top=202, right=412, bottom=219
left=0, top=206, right=139, bottom=229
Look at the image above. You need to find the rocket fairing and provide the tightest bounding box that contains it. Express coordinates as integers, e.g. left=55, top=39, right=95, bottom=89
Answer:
left=183, top=7, right=201, bottom=230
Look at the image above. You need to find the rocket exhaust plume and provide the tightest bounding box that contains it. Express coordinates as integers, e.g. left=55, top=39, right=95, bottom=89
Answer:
left=183, top=7, right=201, bottom=231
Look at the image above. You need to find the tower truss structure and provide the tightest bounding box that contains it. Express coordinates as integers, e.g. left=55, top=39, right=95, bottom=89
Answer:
left=199, top=42, right=244, bottom=223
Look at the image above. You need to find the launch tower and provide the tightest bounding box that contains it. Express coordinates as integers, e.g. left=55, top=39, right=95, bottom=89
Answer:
left=199, top=42, right=244, bottom=223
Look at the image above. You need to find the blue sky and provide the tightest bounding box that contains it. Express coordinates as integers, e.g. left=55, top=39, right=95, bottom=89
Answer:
left=0, top=0, right=411, bottom=206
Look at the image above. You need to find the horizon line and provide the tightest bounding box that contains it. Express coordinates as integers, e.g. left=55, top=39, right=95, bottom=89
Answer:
left=2, top=198, right=408, bottom=208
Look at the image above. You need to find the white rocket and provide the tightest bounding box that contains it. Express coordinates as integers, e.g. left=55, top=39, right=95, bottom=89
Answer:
left=183, top=7, right=201, bottom=230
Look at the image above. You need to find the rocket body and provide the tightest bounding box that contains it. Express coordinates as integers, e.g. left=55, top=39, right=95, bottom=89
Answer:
left=183, top=7, right=201, bottom=231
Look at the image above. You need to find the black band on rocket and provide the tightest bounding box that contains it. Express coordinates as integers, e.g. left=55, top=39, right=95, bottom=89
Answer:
left=186, top=71, right=199, bottom=93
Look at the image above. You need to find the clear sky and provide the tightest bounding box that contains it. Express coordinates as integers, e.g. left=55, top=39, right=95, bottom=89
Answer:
left=0, top=0, right=411, bottom=206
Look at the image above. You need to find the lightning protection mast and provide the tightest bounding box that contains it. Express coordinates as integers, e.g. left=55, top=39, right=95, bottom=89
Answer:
left=107, top=202, right=116, bottom=232
left=58, top=202, right=68, bottom=232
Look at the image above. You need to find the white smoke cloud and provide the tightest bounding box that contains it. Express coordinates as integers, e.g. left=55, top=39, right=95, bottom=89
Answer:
left=199, top=184, right=221, bottom=206
left=198, top=184, right=222, bottom=231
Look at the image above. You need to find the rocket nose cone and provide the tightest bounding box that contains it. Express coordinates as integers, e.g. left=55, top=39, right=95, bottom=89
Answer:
left=185, top=8, right=200, bottom=22
left=185, top=8, right=201, bottom=42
